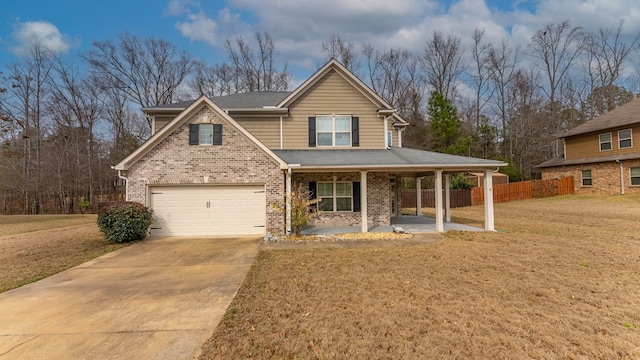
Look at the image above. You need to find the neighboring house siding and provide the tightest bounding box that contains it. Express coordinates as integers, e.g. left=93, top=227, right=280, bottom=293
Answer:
left=236, top=117, right=281, bottom=148
left=293, top=172, right=389, bottom=227
left=565, top=124, right=640, bottom=160
left=285, top=70, right=385, bottom=149
left=542, top=159, right=640, bottom=195
left=127, top=105, right=285, bottom=235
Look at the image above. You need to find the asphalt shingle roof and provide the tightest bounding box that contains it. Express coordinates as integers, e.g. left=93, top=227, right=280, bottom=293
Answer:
left=273, top=147, right=505, bottom=169
left=146, top=92, right=291, bottom=111
left=560, top=98, right=640, bottom=138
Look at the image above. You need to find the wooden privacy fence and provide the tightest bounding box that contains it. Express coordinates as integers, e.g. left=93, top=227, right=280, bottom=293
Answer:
left=402, top=176, right=574, bottom=208
left=471, top=176, right=574, bottom=205
left=401, top=189, right=472, bottom=208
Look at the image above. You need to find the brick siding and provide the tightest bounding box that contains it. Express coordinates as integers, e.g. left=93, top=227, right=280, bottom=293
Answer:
left=127, top=105, right=285, bottom=236
left=293, top=172, right=390, bottom=227
left=541, top=159, right=640, bottom=195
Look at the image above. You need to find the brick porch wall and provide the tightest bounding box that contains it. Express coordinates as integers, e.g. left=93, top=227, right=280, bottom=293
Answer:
left=541, top=159, right=640, bottom=195
left=127, top=105, right=285, bottom=236
left=293, top=172, right=390, bottom=227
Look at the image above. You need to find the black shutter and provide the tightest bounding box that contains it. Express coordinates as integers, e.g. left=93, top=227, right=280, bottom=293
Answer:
left=352, top=117, right=359, bottom=147
left=188, top=124, right=199, bottom=145
left=309, top=182, right=317, bottom=199
left=353, top=181, right=361, bottom=212
left=213, top=124, right=223, bottom=145
left=308, top=117, right=316, bottom=147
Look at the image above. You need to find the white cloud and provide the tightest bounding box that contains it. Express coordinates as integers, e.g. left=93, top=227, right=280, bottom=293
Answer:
left=11, top=21, right=71, bottom=56
left=175, top=11, right=219, bottom=46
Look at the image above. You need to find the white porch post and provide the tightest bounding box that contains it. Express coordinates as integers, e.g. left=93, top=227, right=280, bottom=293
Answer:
left=361, top=171, right=368, bottom=233
left=285, top=168, right=292, bottom=235
left=416, top=176, right=422, bottom=216
left=444, top=174, right=451, bottom=223
left=435, top=170, right=444, bottom=232
left=483, top=169, right=495, bottom=231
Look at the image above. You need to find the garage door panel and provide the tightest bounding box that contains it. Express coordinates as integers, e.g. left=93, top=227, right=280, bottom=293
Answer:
left=150, top=185, right=266, bottom=236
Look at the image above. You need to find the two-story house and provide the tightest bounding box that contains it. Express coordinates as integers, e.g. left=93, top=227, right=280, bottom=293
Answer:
left=538, top=96, right=640, bottom=194
left=113, top=59, right=505, bottom=239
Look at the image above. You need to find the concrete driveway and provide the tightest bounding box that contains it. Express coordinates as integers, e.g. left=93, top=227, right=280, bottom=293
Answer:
left=0, top=236, right=262, bottom=359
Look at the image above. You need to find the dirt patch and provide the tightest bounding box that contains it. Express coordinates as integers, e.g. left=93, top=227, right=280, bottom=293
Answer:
left=0, top=217, right=126, bottom=292
left=200, top=195, right=640, bottom=359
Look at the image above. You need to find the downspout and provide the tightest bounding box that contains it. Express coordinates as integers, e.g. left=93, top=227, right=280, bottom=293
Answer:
left=617, top=160, right=624, bottom=195
left=398, top=128, right=403, bottom=148
left=383, top=116, right=389, bottom=149
left=280, top=115, right=284, bottom=149
left=117, top=169, right=129, bottom=201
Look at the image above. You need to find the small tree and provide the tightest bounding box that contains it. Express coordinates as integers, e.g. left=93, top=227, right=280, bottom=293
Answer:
left=273, top=185, right=319, bottom=236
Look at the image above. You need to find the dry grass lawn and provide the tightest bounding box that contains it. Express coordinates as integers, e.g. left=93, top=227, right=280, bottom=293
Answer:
left=200, top=195, right=640, bottom=359
left=0, top=215, right=125, bottom=292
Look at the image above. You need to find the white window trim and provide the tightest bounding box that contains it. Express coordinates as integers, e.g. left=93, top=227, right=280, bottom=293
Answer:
left=599, top=132, right=612, bottom=152
left=618, top=129, right=633, bottom=149
left=316, top=115, right=352, bottom=147
left=317, top=181, right=353, bottom=212
left=630, top=167, right=640, bottom=186
left=581, top=169, right=592, bottom=187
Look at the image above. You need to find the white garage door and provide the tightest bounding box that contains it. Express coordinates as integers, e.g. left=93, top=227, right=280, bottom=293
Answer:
left=149, top=185, right=266, bottom=236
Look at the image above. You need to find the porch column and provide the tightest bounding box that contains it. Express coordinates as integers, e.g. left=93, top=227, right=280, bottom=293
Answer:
left=444, top=174, right=451, bottom=223
left=435, top=170, right=444, bottom=232
left=415, top=176, right=422, bottom=216
left=285, top=168, right=292, bottom=235
left=396, top=175, right=402, bottom=219
left=361, top=171, right=368, bottom=233
left=483, top=169, right=495, bottom=231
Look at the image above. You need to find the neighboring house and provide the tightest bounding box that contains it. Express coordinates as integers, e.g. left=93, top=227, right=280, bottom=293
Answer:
left=113, top=59, right=506, bottom=238
left=538, top=96, right=640, bottom=195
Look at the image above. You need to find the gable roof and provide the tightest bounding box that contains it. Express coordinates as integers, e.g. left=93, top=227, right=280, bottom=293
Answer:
left=273, top=147, right=506, bottom=171
left=560, top=97, right=640, bottom=138
left=113, top=95, right=288, bottom=171
left=277, top=59, right=408, bottom=125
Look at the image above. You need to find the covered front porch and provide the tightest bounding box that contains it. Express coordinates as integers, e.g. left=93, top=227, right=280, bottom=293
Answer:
left=301, top=214, right=485, bottom=235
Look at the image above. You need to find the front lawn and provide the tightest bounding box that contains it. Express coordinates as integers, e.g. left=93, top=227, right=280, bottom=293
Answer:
left=0, top=215, right=125, bottom=292
left=200, top=195, right=640, bottom=359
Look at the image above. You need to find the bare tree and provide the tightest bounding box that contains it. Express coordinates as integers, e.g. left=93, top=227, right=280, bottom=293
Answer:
left=469, top=28, right=493, bottom=129
left=422, top=31, right=466, bottom=100
left=187, top=61, right=238, bottom=98
left=225, top=32, right=291, bottom=92
left=583, top=20, right=639, bottom=116
left=84, top=33, right=194, bottom=129
left=488, top=39, right=519, bottom=157
left=322, top=34, right=361, bottom=73
left=1, top=42, right=55, bottom=213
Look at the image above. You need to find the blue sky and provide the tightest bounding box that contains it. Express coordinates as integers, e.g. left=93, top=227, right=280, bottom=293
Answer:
left=1, top=0, right=639, bottom=82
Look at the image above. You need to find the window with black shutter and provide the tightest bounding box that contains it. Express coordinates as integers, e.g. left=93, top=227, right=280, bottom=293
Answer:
left=188, top=124, right=223, bottom=145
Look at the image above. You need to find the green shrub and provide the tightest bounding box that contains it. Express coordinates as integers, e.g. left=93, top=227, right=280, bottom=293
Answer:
left=97, top=201, right=153, bottom=243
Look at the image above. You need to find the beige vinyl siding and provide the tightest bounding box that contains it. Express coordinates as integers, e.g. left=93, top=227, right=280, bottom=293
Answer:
left=154, top=115, right=176, bottom=134
left=284, top=70, right=385, bottom=149
left=236, top=117, right=281, bottom=148
left=565, top=124, right=640, bottom=160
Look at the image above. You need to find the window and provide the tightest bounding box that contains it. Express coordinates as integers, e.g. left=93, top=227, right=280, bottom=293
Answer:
left=317, top=182, right=352, bottom=211
left=599, top=133, right=612, bottom=151
left=309, top=116, right=358, bottom=147
left=189, top=124, right=222, bottom=145
left=316, top=115, right=351, bottom=147
left=387, top=131, right=392, bottom=148
left=631, top=167, right=640, bottom=186
left=619, top=129, right=632, bottom=149
left=581, top=169, right=592, bottom=187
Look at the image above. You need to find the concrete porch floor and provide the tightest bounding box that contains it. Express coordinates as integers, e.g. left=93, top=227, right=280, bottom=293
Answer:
left=301, top=215, right=484, bottom=235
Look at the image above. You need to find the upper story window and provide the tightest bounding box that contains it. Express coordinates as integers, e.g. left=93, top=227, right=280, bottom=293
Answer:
left=189, top=124, right=222, bottom=145
left=317, top=115, right=351, bottom=146
left=308, top=116, right=359, bottom=147
left=387, top=131, right=392, bottom=148
left=599, top=132, right=612, bottom=151
left=618, top=129, right=632, bottom=149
